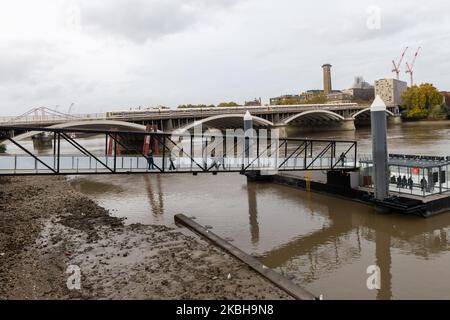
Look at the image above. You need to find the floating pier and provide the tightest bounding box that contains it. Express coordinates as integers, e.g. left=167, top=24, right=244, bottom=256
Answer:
left=246, top=168, right=450, bottom=218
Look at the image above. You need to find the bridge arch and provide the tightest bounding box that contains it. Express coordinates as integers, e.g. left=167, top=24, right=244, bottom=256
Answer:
left=8, top=120, right=151, bottom=142
left=175, top=114, right=274, bottom=132
left=352, top=108, right=394, bottom=120
left=282, top=110, right=345, bottom=125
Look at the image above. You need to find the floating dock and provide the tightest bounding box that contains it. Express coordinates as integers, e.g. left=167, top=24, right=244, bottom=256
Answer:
left=245, top=169, right=450, bottom=218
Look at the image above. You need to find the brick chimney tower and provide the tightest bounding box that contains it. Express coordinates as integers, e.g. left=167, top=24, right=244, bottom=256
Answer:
left=322, top=64, right=332, bottom=95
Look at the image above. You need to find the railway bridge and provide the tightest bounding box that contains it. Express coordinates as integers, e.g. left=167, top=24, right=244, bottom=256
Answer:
left=0, top=103, right=400, bottom=137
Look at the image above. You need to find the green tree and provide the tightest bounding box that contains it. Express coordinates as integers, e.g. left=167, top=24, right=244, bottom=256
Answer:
left=401, top=83, right=444, bottom=119
left=217, top=102, right=240, bottom=107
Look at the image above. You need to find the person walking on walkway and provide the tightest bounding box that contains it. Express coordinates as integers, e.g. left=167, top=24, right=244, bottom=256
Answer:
left=214, top=155, right=221, bottom=170
left=339, top=152, right=346, bottom=166
left=147, top=149, right=155, bottom=170
left=169, top=154, right=176, bottom=170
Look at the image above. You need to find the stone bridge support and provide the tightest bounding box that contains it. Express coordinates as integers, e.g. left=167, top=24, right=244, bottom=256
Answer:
left=281, top=118, right=356, bottom=136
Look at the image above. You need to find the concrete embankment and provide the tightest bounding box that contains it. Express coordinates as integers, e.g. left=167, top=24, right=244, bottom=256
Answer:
left=175, top=214, right=316, bottom=300
left=0, top=176, right=290, bottom=299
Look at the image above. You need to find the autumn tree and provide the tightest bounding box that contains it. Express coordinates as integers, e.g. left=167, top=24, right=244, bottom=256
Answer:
left=401, top=83, right=444, bottom=119
left=307, top=93, right=328, bottom=104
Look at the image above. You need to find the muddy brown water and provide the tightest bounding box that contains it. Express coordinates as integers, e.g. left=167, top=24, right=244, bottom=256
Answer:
left=19, top=121, right=450, bottom=299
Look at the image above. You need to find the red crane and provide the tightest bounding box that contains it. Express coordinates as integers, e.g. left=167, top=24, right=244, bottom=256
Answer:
left=392, top=47, right=408, bottom=80
left=405, top=47, right=421, bottom=86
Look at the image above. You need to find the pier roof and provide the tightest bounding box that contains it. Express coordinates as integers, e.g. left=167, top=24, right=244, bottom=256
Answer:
left=360, top=154, right=450, bottom=169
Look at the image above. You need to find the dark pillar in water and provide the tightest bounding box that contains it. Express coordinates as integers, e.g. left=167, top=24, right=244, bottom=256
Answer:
left=375, top=229, right=392, bottom=300
left=247, top=182, right=260, bottom=246
left=371, top=96, right=389, bottom=200
left=244, top=110, right=253, bottom=158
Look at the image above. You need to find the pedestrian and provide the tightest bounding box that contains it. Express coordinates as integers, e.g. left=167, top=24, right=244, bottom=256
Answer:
left=397, top=176, right=402, bottom=188
left=210, top=155, right=220, bottom=170
left=339, top=152, right=346, bottom=166
left=214, top=156, right=221, bottom=170
left=147, top=149, right=155, bottom=170
left=222, top=155, right=227, bottom=170
left=169, top=154, right=176, bottom=170
left=408, top=177, right=414, bottom=190
left=390, top=175, right=397, bottom=184
left=402, top=175, right=407, bottom=188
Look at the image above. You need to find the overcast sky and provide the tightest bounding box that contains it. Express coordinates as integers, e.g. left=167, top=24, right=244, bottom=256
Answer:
left=1, top=0, right=449, bottom=115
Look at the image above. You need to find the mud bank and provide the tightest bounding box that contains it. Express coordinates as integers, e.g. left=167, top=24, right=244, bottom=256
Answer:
left=0, top=176, right=290, bottom=299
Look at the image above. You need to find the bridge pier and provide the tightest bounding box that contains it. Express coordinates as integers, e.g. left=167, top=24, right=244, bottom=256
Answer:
left=388, top=115, right=402, bottom=125
left=162, top=119, right=174, bottom=132
left=32, top=133, right=53, bottom=150
left=282, top=118, right=356, bottom=136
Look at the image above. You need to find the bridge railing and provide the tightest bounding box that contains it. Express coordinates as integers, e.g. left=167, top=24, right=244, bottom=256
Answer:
left=0, top=113, right=108, bottom=125
left=0, top=126, right=358, bottom=175
left=0, top=154, right=356, bottom=174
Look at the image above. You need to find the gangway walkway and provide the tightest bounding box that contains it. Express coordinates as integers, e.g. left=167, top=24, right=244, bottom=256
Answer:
left=0, top=127, right=358, bottom=176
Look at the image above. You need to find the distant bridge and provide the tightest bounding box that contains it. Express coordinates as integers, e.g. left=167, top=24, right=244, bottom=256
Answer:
left=0, top=104, right=400, bottom=134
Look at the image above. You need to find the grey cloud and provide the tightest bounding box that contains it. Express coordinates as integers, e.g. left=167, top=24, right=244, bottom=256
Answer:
left=1, top=0, right=449, bottom=115
left=80, top=0, right=242, bottom=43
left=0, top=42, right=62, bottom=85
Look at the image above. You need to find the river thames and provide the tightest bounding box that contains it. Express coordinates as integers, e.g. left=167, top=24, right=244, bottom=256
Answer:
left=62, top=121, right=450, bottom=299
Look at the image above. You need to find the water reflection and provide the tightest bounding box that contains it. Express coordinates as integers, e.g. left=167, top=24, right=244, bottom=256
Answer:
left=258, top=191, right=450, bottom=299
left=375, top=229, right=392, bottom=300
left=247, top=182, right=260, bottom=247
left=144, top=174, right=164, bottom=216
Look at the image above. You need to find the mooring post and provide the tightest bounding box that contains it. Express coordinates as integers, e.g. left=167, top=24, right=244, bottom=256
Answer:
left=244, top=110, right=253, bottom=161
left=371, top=95, right=390, bottom=200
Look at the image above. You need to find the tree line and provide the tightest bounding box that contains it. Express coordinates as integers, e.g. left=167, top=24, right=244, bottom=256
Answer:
left=401, top=83, right=448, bottom=119
left=178, top=102, right=240, bottom=109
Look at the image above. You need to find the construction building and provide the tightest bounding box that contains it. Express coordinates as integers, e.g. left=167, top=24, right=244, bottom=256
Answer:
left=244, top=98, right=262, bottom=106
left=440, top=92, right=450, bottom=108
left=326, top=91, right=352, bottom=103
left=269, top=94, right=305, bottom=105
left=342, top=76, right=375, bottom=101
left=374, top=78, right=408, bottom=107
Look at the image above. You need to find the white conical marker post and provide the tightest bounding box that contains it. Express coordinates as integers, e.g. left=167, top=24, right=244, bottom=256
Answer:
left=244, top=110, right=253, bottom=158
left=371, top=95, right=389, bottom=201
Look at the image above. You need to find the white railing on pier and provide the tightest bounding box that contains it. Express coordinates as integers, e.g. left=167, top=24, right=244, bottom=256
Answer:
left=0, top=154, right=355, bottom=174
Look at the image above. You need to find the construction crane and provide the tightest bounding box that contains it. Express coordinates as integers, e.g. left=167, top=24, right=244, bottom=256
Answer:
left=392, top=47, right=408, bottom=80
left=405, top=47, right=421, bottom=86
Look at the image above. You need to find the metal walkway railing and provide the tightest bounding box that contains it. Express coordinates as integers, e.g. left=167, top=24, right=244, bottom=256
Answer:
left=0, top=126, right=358, bottom=176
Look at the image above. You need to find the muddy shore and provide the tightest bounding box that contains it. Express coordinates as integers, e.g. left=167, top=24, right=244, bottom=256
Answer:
left=0, top=176, right=290, bottom=299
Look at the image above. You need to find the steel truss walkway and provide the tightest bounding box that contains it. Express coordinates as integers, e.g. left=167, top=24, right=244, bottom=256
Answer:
left=0, top=127, right=358, bottom=176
